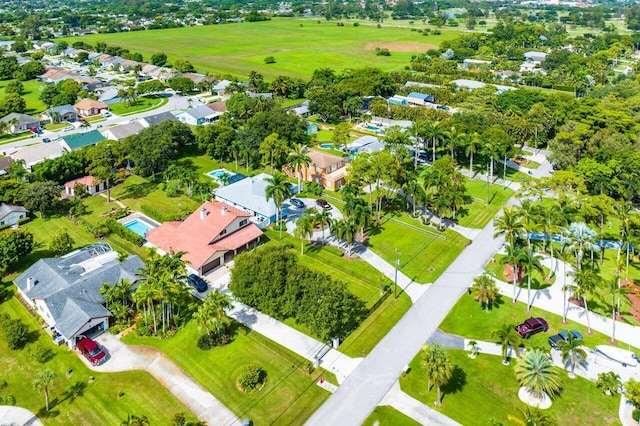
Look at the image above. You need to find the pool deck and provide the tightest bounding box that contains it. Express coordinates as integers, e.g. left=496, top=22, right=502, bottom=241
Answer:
left=118, top=212, right=162, bottom=228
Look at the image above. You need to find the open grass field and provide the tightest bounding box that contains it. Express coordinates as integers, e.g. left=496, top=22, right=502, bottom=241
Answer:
left=363, top=406, right=421, bottom=426
left=262, top=230, right=412, bottom=357
left=108, top=95, right=168, bottom=116
left=61, top=18, right=460, bottom=79
left=399, top=349, right=620, bottom=426
left=458, top=178, right=514, bottom=228
left=122, top=320, right=331, bottom=426
left=0, top=79, right=48, bottom=114
left=0, top=284, right=195, bottom=425
left=368, top=213, right=469, bottom=284
left=439, top=291, right=638, bottom=352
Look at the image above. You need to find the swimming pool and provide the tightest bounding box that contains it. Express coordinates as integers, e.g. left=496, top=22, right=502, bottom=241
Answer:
left=207, top=168, right=235, bottom=180
left=319, top=143, right=333, bottom=149
left=124, top=219, right=155, bottom=238
left=366, top=125, right=381, bottom=132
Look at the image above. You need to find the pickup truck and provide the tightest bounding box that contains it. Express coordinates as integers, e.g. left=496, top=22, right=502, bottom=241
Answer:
left=515, top=317, right=548, bottom=339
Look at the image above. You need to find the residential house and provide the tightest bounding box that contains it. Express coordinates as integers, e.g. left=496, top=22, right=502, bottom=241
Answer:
left=406, top=92, right=435, bottom=106
left=247, top=92, right=273, bottom=99
left=213, top=80, right=232, bottom=96
left=462, top=59, right=492, bottom=70
left=404, top=81, right=441, bottom=89
left=0, top=41, right=15, bottom=51
left=287, top=150, right=347, bottom=191
left=175, top=105, right=222, bottom=126
left=348, top=135, right=385, bottom=155
left=74, top=99, right=109, bottom=117
left=291, top=100, right=310, bottom=117
left=146, top=201, right=263, bottom=275
left=0, top=203, right=28, bottom=227
left=6, top=142, right=65, bottom=171
left=98, top=88, right=120, bottom=104
left=75, top=76, right=104, bottom=91
left=59, top=130, right=105, bottom=152
left=206, top=102, right=227, bottom=114
left=100, top=122, right=144, bottom=141
left=139, top=64, right=161, bottom=78
left=139, top=111, right=177, bottom=127
left=524, top=51, right=547, bottom=63
left=0, top=113, right=42, bottom=134
left=0, top=156, right=13, bottom=176
left=388, top=95, right=409, bottom=105
left=63, top=176, right=106, bottom=197
left=449, top=79, right=517, bottom=94
left=42, top=104, right=77, bottom=123
left=181, top=73, right=212, bottom=87
left=214, top=173, right=288, bottom=227
left=13, top=243, right=144, bottom=348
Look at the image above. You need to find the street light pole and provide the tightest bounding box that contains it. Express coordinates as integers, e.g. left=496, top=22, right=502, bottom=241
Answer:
left=394, top=248, right=400, bottom=299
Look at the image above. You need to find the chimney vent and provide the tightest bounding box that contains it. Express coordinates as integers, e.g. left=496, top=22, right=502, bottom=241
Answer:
left=27, top=277, right=35, bottom=291
left=200, top=207, right=207, bottom=220
left=221, top=205, right=227, bottom=216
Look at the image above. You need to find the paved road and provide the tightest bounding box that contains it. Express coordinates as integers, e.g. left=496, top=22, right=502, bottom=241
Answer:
left=305, top=216, right=505, bottom=425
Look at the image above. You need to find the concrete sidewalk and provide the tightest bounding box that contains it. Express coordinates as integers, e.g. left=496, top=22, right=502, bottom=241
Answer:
left=379, top=382, right=461, bottom=426
left=92, top=333, right=241, bottom=426
left=211, top=273, right=362, bottom=384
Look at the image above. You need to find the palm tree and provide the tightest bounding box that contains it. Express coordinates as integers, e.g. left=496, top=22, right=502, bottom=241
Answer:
left=516, top=405, right=558, bottom=426
left=494, top=207, right=525, bottom=249
left=408, top=121, right=423, bottom=168
left=464, top=132, right=482, bottom=177
left=557, top=332, right=586, bottom=378
left=470, top=274, right=499, bottom=312
left=421, top=344, right=453, bottom=406
left=315, top=207, right=332, bottom=246
left=264, top=172, right=291, bottom=239
left=330, top=218, right=357, bottom=257
left=562, top=222, right=600, bottom=270
left=294, top=214, right=314, bottom=255
left=492, top=324, right=522, bottom=365
left=501, top=244, right=528, bottom=304
left=403, top=178, right=426, bottom=217
left=569, top=267, right=600, bottom=333
left=287, top=143, right=311, bottom=193
left=602, top=275, right=631, bottom=343
left=99, top=282, right=115, bottom=309
left=514, top=348, right=562, bottom=400
left=209, top=290, right=232, bottom=334
left=556, top=244, right=574, bottom=324
left=596, top=371, right=621, bottom=396
left=33, top=369, right=55, bottom=411
left=120, top=414, right=150, bottom=426
left=535, top=204, right=565, bottom=278
left=518, top=198, right=536, bottom=249
left=422, top=121, right=446, bottom=162
left=349, top=200, right=372, bottom=240
left=521, top=250, right=544, bottom=312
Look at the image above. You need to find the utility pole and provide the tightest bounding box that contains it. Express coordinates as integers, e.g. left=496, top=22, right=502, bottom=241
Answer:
left=394, top=248, right=400, bottom=298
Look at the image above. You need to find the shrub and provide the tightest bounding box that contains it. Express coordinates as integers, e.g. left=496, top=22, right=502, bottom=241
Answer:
left=353, top=22, right=359, bottom=27
left=634, top=410, right=640, bottom=422
left=433, top=29, right=441, bottom=35
left=29, top=344, right=54, bottom=363
left=237, top=365, right=267, bottom=393
left=305, top=183, right=324, bottom=196
left=103, top=218, right=144, bottom=246
left=197, top=330, right=231, bottom=350
left=164, top=181, right=181, bottom=197
left=375, top=47, right=391, bottom=57
left=3, top=318, right=29, bottom=350
left=197, top=333, right=213, bottom=350
left=264, top=56, right=276, bottom=64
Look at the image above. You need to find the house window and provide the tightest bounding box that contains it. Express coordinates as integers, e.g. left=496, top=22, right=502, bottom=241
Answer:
left=219, top=229, right=227, bottom=237
left=239, top=219, right=247, bottom=227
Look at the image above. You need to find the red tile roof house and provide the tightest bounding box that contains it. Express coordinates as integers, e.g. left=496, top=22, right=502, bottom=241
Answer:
left=146, top=201, right=263, bottom=275
left=74, top=99, right=109, bottom=117
left=64, top=176, right=106, bottom=197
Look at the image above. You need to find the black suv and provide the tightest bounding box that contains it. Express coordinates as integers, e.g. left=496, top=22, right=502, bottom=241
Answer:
left=187, top=274, right=208, bottom=292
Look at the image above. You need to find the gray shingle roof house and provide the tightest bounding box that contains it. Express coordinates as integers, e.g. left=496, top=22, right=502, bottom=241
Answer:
left=42, top=104, right=77, bottom=123
left=100, top=122, right=144, bottom=141
left=0, top=203, right=28, bottom=226
left=139, top=111, right=177, bottom=127
left=14, top=243, right=144, bottom=348
left=0, top=113, right=42, bottom=134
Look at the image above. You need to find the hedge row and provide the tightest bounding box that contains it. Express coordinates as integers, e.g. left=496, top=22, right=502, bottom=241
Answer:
left=103, top=217, right=144, bottom=246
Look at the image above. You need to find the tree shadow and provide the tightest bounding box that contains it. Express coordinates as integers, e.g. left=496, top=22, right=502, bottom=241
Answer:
left=58, top=381, right=87, bottom=405
left=440, top=365, right=467, bottom=401
left=485, top=294, right=506, bottom=312
left=118, top=182, right=157, bottom=199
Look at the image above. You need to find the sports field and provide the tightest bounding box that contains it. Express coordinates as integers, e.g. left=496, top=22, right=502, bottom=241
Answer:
left=64, top=18, right=459, bottom=79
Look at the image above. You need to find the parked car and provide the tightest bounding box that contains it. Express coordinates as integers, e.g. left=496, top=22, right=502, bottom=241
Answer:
left=548, top=330, right=583, bottom=349
left=42, top=137, right=51, bottom=143
left=187, top=273, right=208, bottom=292
left=63, top=126, right=74, bottom=132
left=515, top=317, right=548, bottom=339
left=315, top=199, right=332, bottom=210
left=289, top=198, right=305, bottom=209
left=436, top=105, right=451, bottom=111
left=76, top=335, right=106, bottom=366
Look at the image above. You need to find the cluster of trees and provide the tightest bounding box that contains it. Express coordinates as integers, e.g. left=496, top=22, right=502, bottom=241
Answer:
left=230, top=246, right=365, bottom=340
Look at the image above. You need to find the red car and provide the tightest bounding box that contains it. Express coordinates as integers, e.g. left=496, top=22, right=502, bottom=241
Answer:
left=515, top=317, right=548, bottom=339
left=76, top=335, right=106, bottom=366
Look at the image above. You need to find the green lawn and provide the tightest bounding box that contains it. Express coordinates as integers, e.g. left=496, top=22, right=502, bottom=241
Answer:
left=439, top=291, right=638, bottom=352
left=367, top=214, right=469, bottom=284
left=0, top=79, right=48, bottom=114
left=0, top=131, right=32, bottom=146
left=60, top=18, right=460, bottom=79
left=108, top=95, right=168, bottom=116
left=363, top=406, right=421, bottom=426
left=485, top=254, right=556, bottom=287
left=122, top=320, right=331, bottom=426
left=44, top=122, right=67, bottom=131
left=0, top=286, right=196, bottom=425
left=399, top=349, right=620, bottom=426
left=262, top=230, right=412, bottom=356
left=457, top=178, right=515, bottom=228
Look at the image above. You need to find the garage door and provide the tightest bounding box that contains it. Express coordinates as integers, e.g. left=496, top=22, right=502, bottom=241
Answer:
left=201, top=257, right=221, bottom=274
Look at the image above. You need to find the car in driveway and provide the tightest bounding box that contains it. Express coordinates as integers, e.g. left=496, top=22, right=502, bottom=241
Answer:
left=289, top=198, right=305, bottom=209
left=187, top=273, right=208, bottom=292
left=548, top=330, right=583, bottom=349
left=315, top=199, right=332, bottom=210
left=515, top=317, right=548, bottom=338
left=76, top=335, right=106, bottom=366
left=42, top=137, right=51, bottom=143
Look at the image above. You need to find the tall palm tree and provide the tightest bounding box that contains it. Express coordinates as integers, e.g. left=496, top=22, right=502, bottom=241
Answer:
left=408, top=121, right=423, bottom=168
left=556, top=245, right=574, bottom=324
left=315, top=207, right=332, bottom=246
left=502, top=244, right=528, bottom=304
left=492, top=323, right=522, bottom=365
left=602, top=275, right=631, bottom=343
left=521, top=250, right=544, bottom=312
left=470, top=274, right=499, bottom=312
left=99, top=282, right=115, bottom=309
left=330, top=218, right=357, bottom=257
left=294, top=214, right=314, bottom=255
left=568, top=267, right=600, bottom=334
left=557, top=333, right=586, bottom=378
left=421, top=344, right=453, bottom=406
left=264, top=171, right=291, bottom=239
left=464, top=132, right=482, bottom=177
left=422, top=121, right=446, bottom=162
left=494, top=207, right=525, bottom=249
left=403, top=178, right=426, bottom=217
left=562, top=222, right=599, bottom=270
left=514, top=349, right=562, bottom=400
left=614, top=200, right=633, bottom=275
left=209, top=289, right=232, bottom=334
left=518, top=198, right=536, bottom=249
left=33, top=369, right=55, bottom=411
left=535, top=204, right=565, bottom=278
left=287, top=143, right=311, bottom=193
left=350, top=200, right=372, bottom=240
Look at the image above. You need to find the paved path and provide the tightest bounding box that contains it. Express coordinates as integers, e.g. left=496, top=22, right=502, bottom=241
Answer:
left=90, top=333, right=241, bottom=426
left=210, top=272, right=363, bottom=384
left=0, top=406, right=43, bottom=426
left=379, top=382, right=461, bottom=426
left=305, top=210, right=505, bottom=425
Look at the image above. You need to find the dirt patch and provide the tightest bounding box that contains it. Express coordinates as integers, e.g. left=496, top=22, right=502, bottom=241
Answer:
left=364, top=41, right=437, bottom=52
